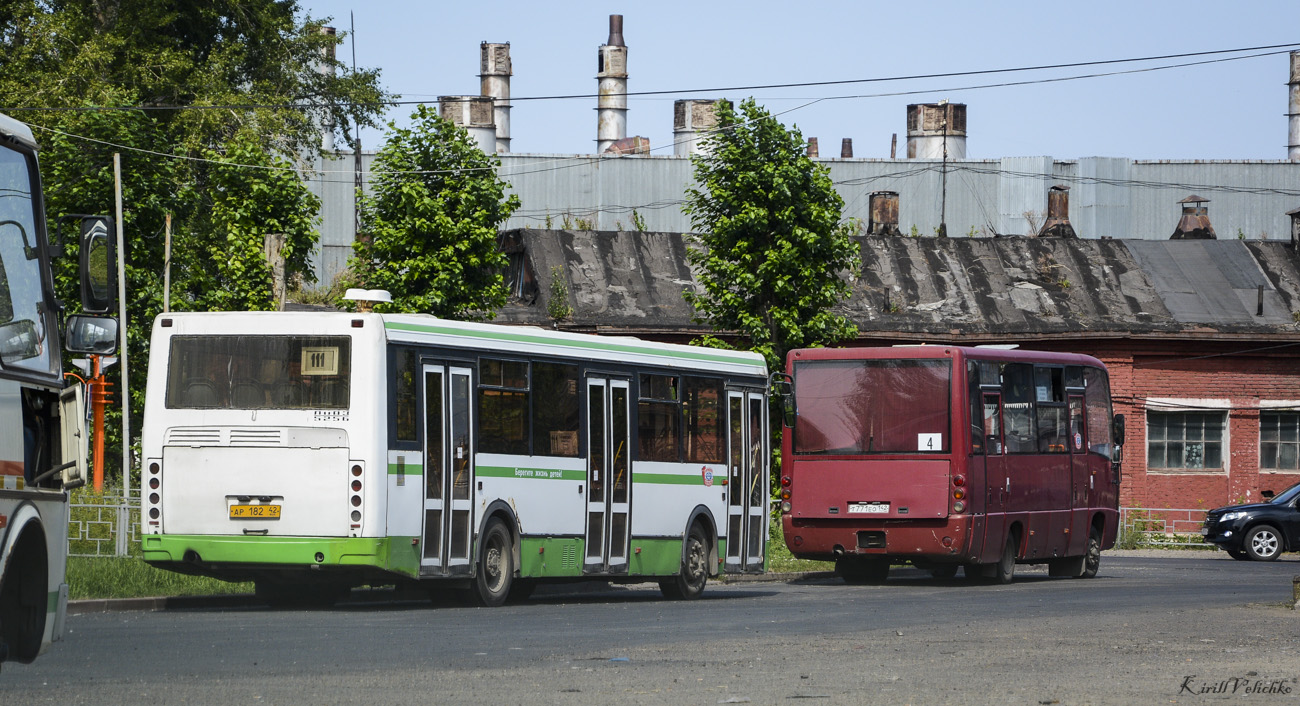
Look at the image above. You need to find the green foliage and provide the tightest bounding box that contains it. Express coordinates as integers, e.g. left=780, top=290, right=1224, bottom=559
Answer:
left=546, top=267, right=573, bottom=322
left=1, top=1, right=389, bottom=482
left=573, top=217, right=594, bottom=230
left=682, top=98, right=859, bottom=372
left=67, top=556, right=253, bottom=600
left=189, top=132, right=321, bottom=311
left=764, top=513, right=833, bottom=574
left=350, top=104, right=520, bottom=319
left=631, top=209, right=648, bottom=232
left=909, top=224, right=920, bottom=238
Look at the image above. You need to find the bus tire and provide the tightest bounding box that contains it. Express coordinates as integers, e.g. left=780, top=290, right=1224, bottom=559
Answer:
left=469, top=519, right=514, bottom=607
left=660, top=526, right=708, bottom=600
left=0, top=527, right=49, bottom=663
left=994, top=535, right=1017, bottom=584
left=1079, top=526, right=1103, bottom=578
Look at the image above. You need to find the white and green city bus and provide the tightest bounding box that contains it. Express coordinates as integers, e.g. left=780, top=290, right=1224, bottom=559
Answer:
left=1, top=112, right=116, bottom=666
left=140, top=307, right=769, bottom=605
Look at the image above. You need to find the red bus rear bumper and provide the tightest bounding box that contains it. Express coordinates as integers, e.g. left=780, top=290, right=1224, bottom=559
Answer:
left=782, top=514, right=979, bottom=564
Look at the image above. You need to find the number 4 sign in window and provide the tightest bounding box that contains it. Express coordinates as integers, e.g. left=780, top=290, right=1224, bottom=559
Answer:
left=918, top=433, right=941, bottom=451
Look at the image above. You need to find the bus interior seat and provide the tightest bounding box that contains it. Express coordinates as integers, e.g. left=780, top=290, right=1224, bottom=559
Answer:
left=230, top=380, right=265, bottom=408
left=184, top=380, right=220, bottom=408
left=271, top=381, right=303, bottom=407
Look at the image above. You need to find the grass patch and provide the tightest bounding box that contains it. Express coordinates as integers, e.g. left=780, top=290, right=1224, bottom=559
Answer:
left=766, top=514, right=834, bottom=574
left=67, top=556, right=252, bottom=600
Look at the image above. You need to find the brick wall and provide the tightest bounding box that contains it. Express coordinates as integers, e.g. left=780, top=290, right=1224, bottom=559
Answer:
left=1037, top=340, right=1300, bottom=510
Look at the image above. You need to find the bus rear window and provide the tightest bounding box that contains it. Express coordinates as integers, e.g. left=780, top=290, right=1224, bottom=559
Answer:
left=793, top=359, right=950, bottom=454
left=166, top=335, right=351, bottom=409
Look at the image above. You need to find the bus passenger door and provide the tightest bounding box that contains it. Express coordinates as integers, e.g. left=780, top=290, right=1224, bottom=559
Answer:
left=980, top=392, right=1008, bottom=564
left=725, top=391, right=768, bottom=573
left=1068, top=394, right=1090, bottom=556
left=584, top=377, right=630, bottom=574
left=420, top=364, right=475, bottom=577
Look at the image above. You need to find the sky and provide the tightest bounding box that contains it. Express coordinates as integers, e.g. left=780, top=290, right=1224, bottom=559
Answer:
left=297, top=1, right=1300, bottom=161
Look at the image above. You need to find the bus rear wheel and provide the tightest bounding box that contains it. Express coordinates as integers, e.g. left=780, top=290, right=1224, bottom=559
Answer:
left=994, top=535, right=1017, bottom=584
left=660, top=526, right=708, bottom=600
left=468, top=519, right=514, bottom=607
left=1079, top=527, right=1102, bottom=578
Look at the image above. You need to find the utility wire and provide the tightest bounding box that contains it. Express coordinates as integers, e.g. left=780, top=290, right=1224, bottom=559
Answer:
left=3, top=42, right=1296, bottom=113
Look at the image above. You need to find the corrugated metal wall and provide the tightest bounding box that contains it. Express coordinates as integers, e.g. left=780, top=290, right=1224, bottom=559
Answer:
left=309, top=151, right=1300, bottom=289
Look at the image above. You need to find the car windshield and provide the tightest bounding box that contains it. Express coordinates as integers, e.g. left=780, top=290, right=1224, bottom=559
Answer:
left=1266, top=480, right=1300, bottom=505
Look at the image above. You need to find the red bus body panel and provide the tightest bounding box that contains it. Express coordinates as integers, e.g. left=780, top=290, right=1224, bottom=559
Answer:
left=781, top=345, right=1120, bottom=568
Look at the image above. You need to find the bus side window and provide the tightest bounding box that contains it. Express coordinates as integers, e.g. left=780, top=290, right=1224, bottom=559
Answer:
left=983, top=393, right=1003, bottom=455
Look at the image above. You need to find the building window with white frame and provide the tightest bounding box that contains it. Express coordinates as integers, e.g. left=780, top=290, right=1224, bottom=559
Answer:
left=1147, top=411, right=1224, bottom=470
left=1259, top=411, right=1300, bottom=471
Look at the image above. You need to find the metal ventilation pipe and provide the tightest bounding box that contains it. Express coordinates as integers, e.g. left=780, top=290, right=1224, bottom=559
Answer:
left=906, top=102, right=967, bottom=159
left=1038, top=185, right=1077, bottom=238
left=868, top=191, right=902, bottom=236
left=673, top=99, right=728, bottom=156
left=480, top=42, right=512, bottom=154
left=1170, top=194, right=1217, bottom=240
left=596, top=15, right=628, bottom=153
left=318, top=26, right=337, bottom=152
left=1289, top=51, right=1300, bottom=161
left=439, top=96, right=497, bottom=154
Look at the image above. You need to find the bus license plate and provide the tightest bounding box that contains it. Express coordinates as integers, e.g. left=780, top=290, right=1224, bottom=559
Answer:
left=229, top=504, right=281, bottom=519
left=848, top=502, right=889, bottom=514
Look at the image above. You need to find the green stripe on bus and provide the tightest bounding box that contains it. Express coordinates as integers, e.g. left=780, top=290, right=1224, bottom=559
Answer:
left=383, top=321, right=765, bottom=370
left=632, top=472, right=710, bottom=486
left=388, top=463, right=424, bottom=475
left=476, top=465, right=586, bottom=481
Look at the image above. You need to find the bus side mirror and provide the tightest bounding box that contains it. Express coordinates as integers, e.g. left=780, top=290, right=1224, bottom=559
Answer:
left=769, top=373, right=795, bottom=428
left=65, top=315, right=119, bottom=355
left=1111, top=414, right=1125, bottom=447
left=79, top=216, right=115, bottom=314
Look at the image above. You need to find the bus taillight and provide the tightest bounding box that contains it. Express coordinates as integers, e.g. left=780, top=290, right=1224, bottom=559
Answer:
left=952, top=501, right=966, bottom=514
left=780, top=501, right=791, bottom=514
left=350, top=463, right=363, bottom=529
left=147, top=460, right=161, bottom=527
left=953, top=474, right=966, bottom=487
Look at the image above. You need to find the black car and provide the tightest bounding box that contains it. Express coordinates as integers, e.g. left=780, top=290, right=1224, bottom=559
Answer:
left=1202, top=480, right=1300, bottom=561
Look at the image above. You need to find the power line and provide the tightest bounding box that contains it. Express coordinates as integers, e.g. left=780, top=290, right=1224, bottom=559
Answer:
left=3, top=42, right=1296, bottom=114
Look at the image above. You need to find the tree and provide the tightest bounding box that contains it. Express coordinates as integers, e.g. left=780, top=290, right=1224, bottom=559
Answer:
left=0, top=1, right=389, bottom=481
left=683, top=98, right=860, bottom=371
left=190, top=132, right=322, bottom=312
left=351, top=104, right=521, bottom=319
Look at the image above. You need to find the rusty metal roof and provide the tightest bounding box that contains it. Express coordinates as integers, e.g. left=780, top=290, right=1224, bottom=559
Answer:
left=495, top=229, right=1300, bottom=342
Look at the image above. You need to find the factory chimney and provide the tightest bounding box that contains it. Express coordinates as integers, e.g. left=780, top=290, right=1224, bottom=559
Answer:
left=596, top=15, right=628, bottom=153
left=439, top=96, right=497, bottom=154
left=1289, top=51, right=1300, bottom=161
left=906, top=102, right=966, bottom=159
left=318, top=27, right=337, bottom=152
left=480, top=42, right=512, bottom=153
left=673, top=99, right=728, bottom=156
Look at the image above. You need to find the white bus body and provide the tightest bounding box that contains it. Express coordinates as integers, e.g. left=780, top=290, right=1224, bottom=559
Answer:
left=141, top=311, right=769, bottom=605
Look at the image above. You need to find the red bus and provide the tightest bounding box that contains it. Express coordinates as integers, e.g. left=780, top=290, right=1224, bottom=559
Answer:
left=774, top=345, right=1123, bottom=584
